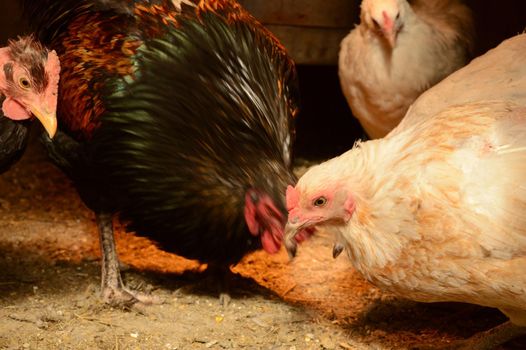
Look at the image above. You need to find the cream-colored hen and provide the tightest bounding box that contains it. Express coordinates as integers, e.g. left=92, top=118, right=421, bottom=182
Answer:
left=339, top=0, right=474, bottom=139
left=286, top=34, right=526, bottom=349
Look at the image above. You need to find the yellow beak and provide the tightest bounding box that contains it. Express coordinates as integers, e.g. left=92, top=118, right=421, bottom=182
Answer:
left=30, top=105, right=57, bottom=138
left=284, top=220, right=305, bottom=259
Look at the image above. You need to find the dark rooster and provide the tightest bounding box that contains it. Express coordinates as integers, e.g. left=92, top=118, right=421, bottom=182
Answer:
left=22, top=0, right=299, bottom=306
left=0, top=35, right=59, bottom=173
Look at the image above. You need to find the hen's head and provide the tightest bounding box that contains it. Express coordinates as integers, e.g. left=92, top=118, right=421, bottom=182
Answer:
left=0, top=35, right=60, bottom=138
left=283, top=164, right=355, bottom=257
left=361, top=0, right=407, bottom=47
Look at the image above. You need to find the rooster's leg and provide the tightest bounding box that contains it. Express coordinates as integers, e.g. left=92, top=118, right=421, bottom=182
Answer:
left=96, top=212, right=157, bottom=307
left=206, top=263, right=233, bottom=307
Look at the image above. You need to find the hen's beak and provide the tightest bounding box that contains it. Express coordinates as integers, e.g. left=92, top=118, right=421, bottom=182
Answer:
left=284, top=221, right=301, bottom=259
left=30, top=105, right=57, bottom=138
left=284, top=216, right=316, bottom=259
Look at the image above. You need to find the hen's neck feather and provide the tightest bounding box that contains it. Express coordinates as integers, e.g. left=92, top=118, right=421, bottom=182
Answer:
left=312, top=102, right=526, bottom=310
left=326, top=136, right=418, bottom=274
left=325, top=102, right=526, bottom=278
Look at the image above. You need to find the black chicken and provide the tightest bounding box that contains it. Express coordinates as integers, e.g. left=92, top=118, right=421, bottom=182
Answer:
left=22, top=0, right=299, bottom=306
left=0, top=36, right=59, bottom=173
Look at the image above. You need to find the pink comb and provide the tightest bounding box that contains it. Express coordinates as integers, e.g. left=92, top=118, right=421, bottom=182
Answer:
left=286, top=185, right=299, bottom=212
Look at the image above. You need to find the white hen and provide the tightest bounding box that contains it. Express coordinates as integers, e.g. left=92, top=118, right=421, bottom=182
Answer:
left=286, top=33, right=526, bottom=349
left=339, top=0, right=475, bottom=139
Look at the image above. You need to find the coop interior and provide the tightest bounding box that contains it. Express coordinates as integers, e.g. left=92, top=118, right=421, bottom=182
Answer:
left=0, top=1, right=525, bottom=349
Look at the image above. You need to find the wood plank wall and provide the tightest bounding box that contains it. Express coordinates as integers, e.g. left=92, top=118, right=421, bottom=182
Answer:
left=0, top=1, right=523, bottom=64
left=238, top=0, right=358, bottom=65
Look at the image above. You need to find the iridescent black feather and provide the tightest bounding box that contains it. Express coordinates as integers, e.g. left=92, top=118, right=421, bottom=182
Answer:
left=0, top=98, right=29, bottom=173
left=92, top=11, right=297, bottom=263
left=21, top=0, right=140, bottom=44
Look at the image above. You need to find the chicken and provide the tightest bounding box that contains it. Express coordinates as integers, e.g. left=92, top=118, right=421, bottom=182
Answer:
left=0, top=35, right=59, bottom=173
left=22, top=0, right=299, bottom=306
left=339, top=0, right=475, bottom=139
left=285, top=33, right=526, bottom=349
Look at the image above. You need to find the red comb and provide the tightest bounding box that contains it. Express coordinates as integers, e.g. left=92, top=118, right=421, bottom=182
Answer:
left=286, top=185, right=299, bottom=212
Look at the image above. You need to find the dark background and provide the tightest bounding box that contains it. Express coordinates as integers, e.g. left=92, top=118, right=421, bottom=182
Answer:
left=1, top=1, right=524, bottom=160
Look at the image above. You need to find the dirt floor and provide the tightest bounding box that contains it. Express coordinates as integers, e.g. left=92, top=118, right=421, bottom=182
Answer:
left=0, top=137, right=525, bottom=350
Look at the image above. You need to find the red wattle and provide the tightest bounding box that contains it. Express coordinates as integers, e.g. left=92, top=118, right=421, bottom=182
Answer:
left=261, top=229, right=280, bottom=254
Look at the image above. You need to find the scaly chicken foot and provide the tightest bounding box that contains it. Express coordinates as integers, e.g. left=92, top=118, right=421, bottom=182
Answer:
left=414, top=321, right=526, bottom=350
left=96, top=212, right=156, bottom=308
left=447, top=321, right=526, bottom=350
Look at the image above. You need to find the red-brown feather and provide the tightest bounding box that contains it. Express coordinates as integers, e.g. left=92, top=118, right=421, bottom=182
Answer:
left=50, top=0, right=295, bottom=141
left=52, top=11, right=139, bottom=139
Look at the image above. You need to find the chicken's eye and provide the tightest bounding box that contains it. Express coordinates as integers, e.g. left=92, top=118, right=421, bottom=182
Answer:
left=18, top=77, right=31, bottom=89
left=313, top=197, right=327, bottom=207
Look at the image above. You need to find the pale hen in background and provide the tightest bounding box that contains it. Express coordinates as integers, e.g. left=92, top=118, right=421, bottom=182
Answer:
left=339, top=0, right=475, bottom=139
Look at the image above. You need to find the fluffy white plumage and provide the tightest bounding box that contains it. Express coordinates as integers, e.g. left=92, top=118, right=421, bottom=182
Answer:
left=286, top=34, right=526, bottom=347
left=339, top=0, right=475, bottom=139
